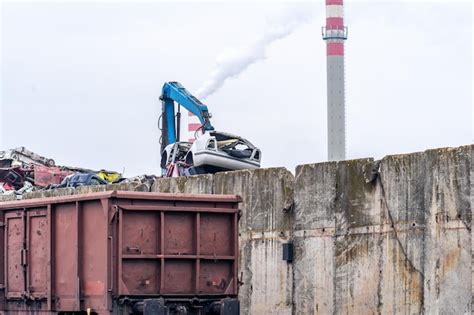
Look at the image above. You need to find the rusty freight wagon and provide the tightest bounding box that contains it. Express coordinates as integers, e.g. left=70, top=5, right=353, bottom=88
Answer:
left=0, top=191, right=240, bottom=315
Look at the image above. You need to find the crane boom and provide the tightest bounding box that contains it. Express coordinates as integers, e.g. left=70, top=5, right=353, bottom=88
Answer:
left=160, top=82, right=214, bottom=152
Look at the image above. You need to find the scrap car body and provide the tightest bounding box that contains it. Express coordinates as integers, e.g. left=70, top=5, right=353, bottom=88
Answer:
left=187, top=131, right=260, bottom=170
left=162, top=131, right=261, bottom=176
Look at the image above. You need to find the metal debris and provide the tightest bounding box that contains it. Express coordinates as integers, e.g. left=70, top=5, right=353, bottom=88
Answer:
left=0, top=147, right=55, bottom=168
left=0, top=147, right=123, bottom=198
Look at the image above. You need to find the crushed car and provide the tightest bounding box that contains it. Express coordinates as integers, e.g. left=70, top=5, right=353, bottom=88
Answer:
left=161, top=131, right=261, bottom=177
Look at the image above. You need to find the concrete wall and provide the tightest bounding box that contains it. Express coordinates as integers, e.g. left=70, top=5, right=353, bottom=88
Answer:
left=115, top=145, right=474, bottom=314
left=1, top=145, right=471, bottom=314
left=148, top=145, right=473, bottom=314
left=293, top=145, right=471, bottom=314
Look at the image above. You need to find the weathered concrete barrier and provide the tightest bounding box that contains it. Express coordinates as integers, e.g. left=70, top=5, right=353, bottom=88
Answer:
left=149, top=145, right=472, bottom=314
left=293, top=145, right=471, bottom=314
left=1, top=145, right=471, bottom=314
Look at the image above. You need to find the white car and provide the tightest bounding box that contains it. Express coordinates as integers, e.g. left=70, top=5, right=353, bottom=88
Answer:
left=161, top=131, right=261, bottom=175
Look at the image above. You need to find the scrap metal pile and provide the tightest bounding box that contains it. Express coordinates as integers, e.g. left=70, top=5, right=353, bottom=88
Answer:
left=0, top=147, right=147, bottom=198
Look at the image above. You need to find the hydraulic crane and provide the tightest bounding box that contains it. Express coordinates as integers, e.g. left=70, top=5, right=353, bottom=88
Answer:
left=159, top=81, right=261, bottom=177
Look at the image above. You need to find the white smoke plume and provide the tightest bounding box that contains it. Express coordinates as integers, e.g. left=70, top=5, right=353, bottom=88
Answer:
left=196, top=4, right=316, bottom=99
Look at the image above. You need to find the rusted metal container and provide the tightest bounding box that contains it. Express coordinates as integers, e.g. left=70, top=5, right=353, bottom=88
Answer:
left=0, top=191, right=240, bottom=314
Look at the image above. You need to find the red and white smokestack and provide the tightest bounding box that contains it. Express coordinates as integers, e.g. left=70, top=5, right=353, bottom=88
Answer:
left=323, top=0, right=347, bottom=161
left=187, top=111, right=201, bottom=143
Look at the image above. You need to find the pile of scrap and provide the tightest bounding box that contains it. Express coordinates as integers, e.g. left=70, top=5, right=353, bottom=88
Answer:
left=0, top=147, right=129, bottom=198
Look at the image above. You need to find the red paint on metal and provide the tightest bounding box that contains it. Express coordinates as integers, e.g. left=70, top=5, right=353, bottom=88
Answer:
left=326, top=0, right=343, bottom=5
left=33, top=165, right=73, bottom=187
left=0, top=191, right=241, bottom=208
left=327, top=42, right=344, bottom=56
left=326, top=17, right=344, bottom=28
left=0, top=191, right=240, bottom=313
left=5, top=212, right=24, bottom=299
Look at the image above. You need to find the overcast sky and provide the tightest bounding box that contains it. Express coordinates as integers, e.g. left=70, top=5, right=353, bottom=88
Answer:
left=1, top=1, right=472, bottom=176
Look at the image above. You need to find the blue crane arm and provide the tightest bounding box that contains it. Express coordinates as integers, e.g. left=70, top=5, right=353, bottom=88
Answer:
left=160, top=82, right=214, bottom=150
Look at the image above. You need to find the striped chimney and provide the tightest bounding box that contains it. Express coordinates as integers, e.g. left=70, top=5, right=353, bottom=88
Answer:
left=323, top=0, right=347, bottom=161
left=188, top=112, right=201, bottom=143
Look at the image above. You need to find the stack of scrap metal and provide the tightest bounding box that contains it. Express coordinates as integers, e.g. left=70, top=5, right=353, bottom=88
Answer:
left=0, top=147, right=125, bottom=198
